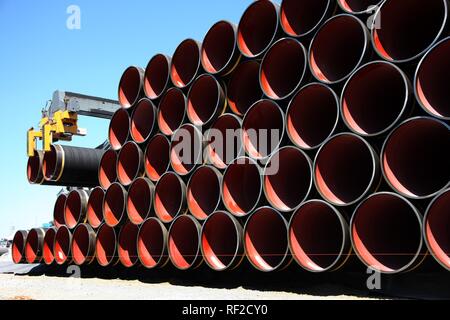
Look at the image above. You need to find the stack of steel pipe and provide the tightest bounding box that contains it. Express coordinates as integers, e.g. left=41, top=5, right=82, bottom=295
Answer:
left=18, top=0, right=450, bottom=277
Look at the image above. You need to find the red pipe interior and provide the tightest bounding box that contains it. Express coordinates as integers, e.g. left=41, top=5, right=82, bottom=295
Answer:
left=287, top=84, right=338, bottom=149
left=131, top=99, right=156, bottom=143
left=315, top=134, right=375, bottom=205
left=188, top=167, right=221, bottom=220
left=118, top=66, right=142, bottom=108
left=281, top=0, right=330, bottom=36
left=223, top=159, right=261, bottom=216
left=144, top=54, right=170, bottom=99
left=290, top=201, right=345, bottom=271
left=170, top=125, right=202, bottom=175
left=264, top=147, right=311, bottom=211
left=12, top=232, right=26, bottom=264
left=169, top=216, right=200, bottom=269
left=138, top=219, right=166, bottom=268
left=202, top=212, right=239, bottom=270
left=338, top=0, right=381, bottom=13
left=383, top=118, right=450, bottom=198
left=104, top=183, right=126, bottom=227
left=171, top=39, right=200, bottom=88
left=352, top=193, right=422, bottom=272
left=96, top=224, right=116, bottom=266
left=155, top=173, right=183, bottom=223
left=72, top=225, right=91, bottom=265
left=25, top=229, right=39, bottom=263
left=127, top=178, right=152, bottom=225
left=27, top=151, right=41, bottom=183
left=260, top=38, right=305, bottom=99
left=245, top=208, right=288, bottom=271
left=65, top=190, right=82, bottom=229
left=117, top=142, right=142, bottom=186
left=53, top=193, right=67, bottom=228
left=99, top=150, right=117, bottom=189
left=145, top=134, right=170, bottom=181
left=87, top=188, right=105, bottom=228
left=118, top=222, right=139, bottom=267
left=202, top=21, right=236, bottom=73
left=310, top=15, right=366, bottom=83
left=158, top=88, right=186, bottom=136
left=372, top=0, right=447, bottom=61
left=238, top=0, right=278, bottom=57
left=109, top=109, right=130, bottom=150
left=43, top=145, right=57, bottom=180
left=187, top=74, right=221, bottom=126
left=227, top=61, right=262, bottom=116
left=54, top=227, right=71, bottom=265
left=43, top=229, right=56, bottom=265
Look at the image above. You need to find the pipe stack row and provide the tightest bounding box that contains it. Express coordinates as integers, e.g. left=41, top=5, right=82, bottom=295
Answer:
left=18, top=0, right=450, bottom=276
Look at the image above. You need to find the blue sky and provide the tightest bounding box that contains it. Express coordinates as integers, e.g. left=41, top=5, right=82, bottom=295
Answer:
left=0, top=0, right=254, bottom=238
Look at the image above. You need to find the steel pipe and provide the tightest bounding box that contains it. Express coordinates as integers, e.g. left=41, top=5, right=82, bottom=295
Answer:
left=27, top=150, right=58, bottom=186
left=309, top=14, right=369, bottom=84
left=201, top=20, right=241, bottom=76
left=99, top=150, right=117, bottom=190
left=351, top=192, right=425, bottom=273
left=126, top=177, right=154, bottom=225
left=144, top=54, right=171, bottom=100
left=12, top=230, right=28, bottom=264
left=186, top=166, right=222, bottom=220
left=117, top=141, right=145, bottom=186
left=25, top=228, right=46, bottom=264
left=244, top=207, right=291, bottom=272
left=118, top=221, right=140, bottom=268
left=381, top=117, right=450, bottom=199
left=170, top=124, right=203, bottom=176
left=118, top=66, right=144, bottom=109
left=414, top=37, right=450, bottom=120
left=314, top=133, right=380, bottom=206
left=337, top=0, right=383, bottom=14
left=157, top=88, right=187, bottom=136
left=130, top=98, right=157, bottom=144
left=201, top=211, right=244, bottom=271
left=64, top=189, right=89, bottom=229
left=109, top=108, right=130, bottom=151
left=54, top=226, right=72, bottom=265
left=170, top=39, right=202, bottom=89
left=288, top=200, right=351, bottom=272
left=168, top=215, right=203, bottom=270
left=286, top=83, right=339, bottom=150
left=103, top=182, right=128, bottom=227
left=43, top=227, right=57, bottom=265
left=424, top=188, right=450, bottom=271
left=371, top=0, right=448, bottom=63
left=237, top=0, right=280, bottom=58
left=154, top=172, right=187, bottom=224
left=341, top=61, right=412, bottom=137
left=144, top=134, right=171, bottom=182
left=87, top=187, right=105, bottom=229
left=263, top=146, right=312, bottom=212
left=137, top=217, right=169, bottom=269
left=95, top=223, right=119, bottom=267
left=53, top=193, right=67, bottom=228
left=72, top=224, right=96, bottom=265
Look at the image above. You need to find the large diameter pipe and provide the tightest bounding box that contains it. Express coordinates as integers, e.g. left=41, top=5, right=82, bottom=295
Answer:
left=260, top=38, right=307, bottom=100
left=87, top=187, right=105, bottom=229
left=414, top=37, right=450, bottom=120
left=95, top=223, right=119, bottom=267
left=351, top=192, right=425, bottom=274
left=72, top=224, right=96, bottom=266
left=227, top=61, right=263, bottom=117
left=244, top=207, right=291, bottom=272
left=222, top=157, right=263, bottom=217
left=263, top=146, right=312, bottom=212
left=157, top=88, right=187, bottom=136
left=54, top=226, right=72, bottom=265
left=144, top=54, right=171, bottom=100
left=53, top=193, right=67, bottom=228
left=337, top=0, right=383, bottom=15
left=43, top=144, right=105, bottom=188
left=118, top=66, right=144, bottom=109
left=130, top=98, right=157, bottom=144
left=170, top=39, right=202, bottom=89
left=154, top=172, right=187, bottom=224
left=242, top=100, right=285, bottom=160
left=286, top=83, right=339, bottom=150
left=288, top=200, right=351, bottom=272
left=371, top=0, right=448, bottom=63
left=103, top=182, right=128, bottom=227
left=314, top=133, right=380, bottom=206
left=126, top=177, right=154, bottom=225
left=381, top=117, right=450, bottom=199
left=187, top=74, right=226, bottom=127
left=99, top=150, right=117, bottom=190
left=201, top=20, right=241, bottom=76
left=118, top=221, right=140, bottom=268
left=117, top=141, right=144, bottom=186
left=43, top=227, right=57, bottom=265
left=12, top=230, right=28, bottom=264
left=109, top=108, right=130, bottom=151
left=205, top=113, right=243, bottom=170
left=27, top=150, right=58, bottom=186
left=187, top=166, right=222, bottom=221
left=144, top=134, right=171, bottom=182
left=424, top=189, right=450, bottom=271
left=237, top=0, right=280, bottom=58
left=25, top=228, right=46, bottom=264
left=170, top=124, right=203, bottom=176
left=168, top=215, right=203, bottom=270
left=201, top=211, right=244, bottom=271
left=280, top=0, right=334, bottom=37
left=309, top=14, right=369, bottom=84
left=137, top=217, right=169, bottom=269
left=341, top=61, right=412, bottom=137
left=64, top=189, right=89, bottom=229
